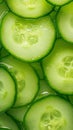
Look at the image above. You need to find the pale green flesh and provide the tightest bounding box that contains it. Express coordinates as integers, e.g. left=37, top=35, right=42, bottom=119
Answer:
left=42, top=39, right=73, bottom=94
left=57, top=2, right=73, bottom=43
left=1, top=56, right=39, bottom=107
left=1, top=12, right=55, bottom=62
left=6, top=0, right=53, bottom=18
left=24, top=96, right=73, bottom=130
left=47, top=0, right=71, bottom=5
left=0, top=113, right=19, bottom=130
left=0, top=67, right=16, bottom=112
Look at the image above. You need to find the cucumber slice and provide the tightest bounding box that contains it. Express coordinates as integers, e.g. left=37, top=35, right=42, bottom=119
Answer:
left=24, top=95, right=73, bottom=130
left=6, top=0, right=53, bottom=18
left=0, top=66, right=16, bottom=112
left=42, top=39, right=73, bottom=94
left=0, top=113, right=19, bottom=130
left=57, top=2, right=73, bottom=43
left=1, top=12, right=56, bottom=62
left=50, top=9, right=61, bottom=39
left=46, top=0, right=72, bottom=6
left=0, top=56, right=39, bottom=107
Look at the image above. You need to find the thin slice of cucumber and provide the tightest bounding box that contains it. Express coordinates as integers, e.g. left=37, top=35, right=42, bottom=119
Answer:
left=6, top=0, right=53, bottom=18
left=0, top=55, right=39, bottom=107
left=24, top=95, right=73, bottom=130
left=46, top=0, right=72, bottom=6
left=0, top=113, right=19, bottom=130
left=42, top=39, right=73, bottom=95
left=0, top=66, right=16, bottom=112
left=1, top=12, right=56, bottom=62
left=57, top=1, right=73, bottom=43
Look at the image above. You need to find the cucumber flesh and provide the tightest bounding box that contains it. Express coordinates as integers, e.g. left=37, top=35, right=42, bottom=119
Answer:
left=0, top=56, right=39, bottom=107
left=24, top=96, right=73, bottom=130
left=42, top=39, right=73, bottom=94
left=6, top=0, right=53, bottom=18
left=57, top=2, right=73, bottom=43
left=1, top=13, right=56, bottom=62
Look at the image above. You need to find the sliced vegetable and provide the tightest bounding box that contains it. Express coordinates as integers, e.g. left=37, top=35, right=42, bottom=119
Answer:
left=0, top=56, right=39, bottom=107
left=6, top=0, right=53, bottom=18
left=24, top=95, right=73, bottom=130
left=42, top=39, right=73, bottom=94
left=0, top=66, right=16, bottom=112
left=1, top=12, right=56, bottom=62
left=57, top=1, right=73, bottom=43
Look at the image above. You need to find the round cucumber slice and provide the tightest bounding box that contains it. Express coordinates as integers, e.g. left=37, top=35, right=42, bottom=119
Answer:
left=42, top=39, right=73, bottom=94
left=6, top=0, right=53, bottom=18
left=1, top=12, right=56, bottom=62
left=0, top=56, right=39, bottom=107
left=0, top=66, right=16, bottom=112
left=57, top=2, right=73, bottom=43
left=24, top=95, right=73, bottom=130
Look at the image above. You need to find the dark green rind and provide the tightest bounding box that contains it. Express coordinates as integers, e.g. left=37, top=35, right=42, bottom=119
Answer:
left=0, top=64, right=17, bottom=110
left=6, top=0, right=54, bottom=19
left=0, top=13, right=56, bottom=62
left=42, top=38, right=73, bottom=95
left=23, top=95, right=73, bottom=130
left=46, top=0, right=72, bottom=6
left=41, top=62, right=70, bottom=100
left=0, top=113, right=20, bottom=130
left=0, top=56, right=40, bottom=108
left=56, top=2, right=73, bottom=44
